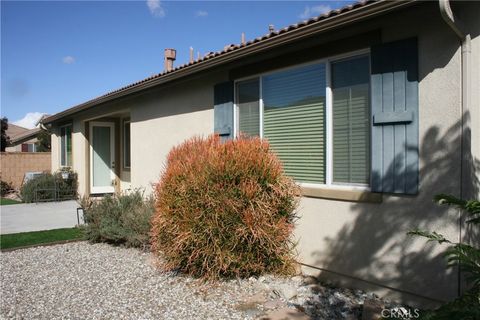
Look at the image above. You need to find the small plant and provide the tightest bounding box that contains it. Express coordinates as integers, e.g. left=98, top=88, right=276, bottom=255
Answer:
left=20, top=169, right=78, bottom=203
left=151, top=135, right=299, bottom=279
left=408, top=194, right=480, bottom=320
left=1, top=180, right=14, bottom=196
left=81, top=190, right=154, bottom=249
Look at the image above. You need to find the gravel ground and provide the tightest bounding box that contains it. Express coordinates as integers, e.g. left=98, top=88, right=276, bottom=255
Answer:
left=1, top=242, right=402, bottom=320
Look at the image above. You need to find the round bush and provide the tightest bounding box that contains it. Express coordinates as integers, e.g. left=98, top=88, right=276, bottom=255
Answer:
left=151, top=135, right=299, bottom=279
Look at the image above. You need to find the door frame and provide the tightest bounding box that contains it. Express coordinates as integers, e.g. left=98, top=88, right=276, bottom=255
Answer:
left=89, top=121, right=115, bottom=194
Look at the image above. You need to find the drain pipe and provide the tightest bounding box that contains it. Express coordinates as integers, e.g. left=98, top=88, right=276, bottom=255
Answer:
left=439, top=0, right=471, bottom=298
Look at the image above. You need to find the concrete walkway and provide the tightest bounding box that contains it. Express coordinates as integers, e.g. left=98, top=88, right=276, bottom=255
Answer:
left=0, top=200, right=80, bottom=234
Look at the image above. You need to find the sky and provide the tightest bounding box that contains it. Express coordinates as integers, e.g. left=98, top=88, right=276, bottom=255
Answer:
left=1, top=0, right=353, bottom=128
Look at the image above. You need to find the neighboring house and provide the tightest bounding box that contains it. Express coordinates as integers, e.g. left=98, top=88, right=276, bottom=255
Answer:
left=5, top=115, right=50, bottom=152
left=42, top=0, right=479, bottom=307
left=1, top=120, right=52, bottom=189
left=6, top=126, right=42, bottom=152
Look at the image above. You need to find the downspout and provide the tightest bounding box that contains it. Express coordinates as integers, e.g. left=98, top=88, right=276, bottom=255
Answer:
left=439, top=0, right=471, bottom=297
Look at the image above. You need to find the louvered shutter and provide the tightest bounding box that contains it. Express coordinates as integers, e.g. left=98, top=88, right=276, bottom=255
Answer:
left=214, top=81, right=234, bottom=141
left=371, top=38, right=419, bottom=194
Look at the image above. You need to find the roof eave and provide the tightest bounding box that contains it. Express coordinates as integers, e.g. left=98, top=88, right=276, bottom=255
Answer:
left=10, top=129, right=42, bottom=144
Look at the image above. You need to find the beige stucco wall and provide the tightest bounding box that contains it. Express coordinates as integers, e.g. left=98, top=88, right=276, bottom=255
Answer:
left=5, top=145, right=22, bottom=152
left=0, top=152, right=51, bottom=189
left=48, top=1, right=479, bottom=307
left=129, top=72, right=227, bottom=191
left=51, top=128, right=60, bottom=171
left=458, top=2, right=480, bottom=201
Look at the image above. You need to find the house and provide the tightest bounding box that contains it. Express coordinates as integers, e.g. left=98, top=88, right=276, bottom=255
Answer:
left=5, top=124, right=41, bottom=152
left=1, top=120, right=52, bottom=189
left=42, top=0, right=479, bottom=307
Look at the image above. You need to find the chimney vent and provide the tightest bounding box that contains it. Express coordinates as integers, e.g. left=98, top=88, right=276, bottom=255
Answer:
left=164, top=48, right=176, bottom=72
left=241, top=32, right=246, bottom=45
left=268, top=24, right=274, bottom=33
left=189, top=47, right=194, bottom=63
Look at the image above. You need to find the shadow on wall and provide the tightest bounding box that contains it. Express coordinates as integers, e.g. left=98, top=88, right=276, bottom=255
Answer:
left=308, top=114, right=479, bottom=306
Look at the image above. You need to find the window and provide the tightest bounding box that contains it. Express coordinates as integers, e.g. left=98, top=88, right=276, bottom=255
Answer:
left=21, top=143, right=36, bottom=152
left=60, top=124, right=72, bottom=167
left=235, top=52, right=370, bottom=187
left=263, top=64, right=326, bottom=184
left=331, top=56, right=370, bottom=185
left=236, top=79, right=260, bottom=137
left=123, top=120, right=131, bottom=169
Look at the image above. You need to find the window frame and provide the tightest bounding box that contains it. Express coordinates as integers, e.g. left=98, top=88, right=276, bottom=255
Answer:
left=233, top=48, right=371, bottom=191
left=59, top=123, right=73, bottom=167
left=123, top=119, right=131, bottom=170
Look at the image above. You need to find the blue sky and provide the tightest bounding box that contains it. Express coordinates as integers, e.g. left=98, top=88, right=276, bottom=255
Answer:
left=1, top=0, right=352, bottom=128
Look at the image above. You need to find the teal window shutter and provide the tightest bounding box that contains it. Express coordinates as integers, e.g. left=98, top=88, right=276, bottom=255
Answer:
left=371, top=38, right=419, bottom=194
left=214, top=81, right=234, bottom=141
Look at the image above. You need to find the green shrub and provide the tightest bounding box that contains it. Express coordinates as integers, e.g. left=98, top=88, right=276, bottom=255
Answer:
left=20, top=169, right=78, bottom=203
left=1, top=180, right=14, bottom=196
left=81, top=190, right=154, bottom=249
left=408, top=194, right=480, bottom=319
left=151, top=135, right=299, bottom=279
left=20, top=174, right=55, bottom=203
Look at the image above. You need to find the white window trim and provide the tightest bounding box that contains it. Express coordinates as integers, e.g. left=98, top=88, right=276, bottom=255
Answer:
left=123, top=120, right=131, bottom=169
left=59, top=123, right=72, bottom=167
left=234, top=48, right=371, bottom=191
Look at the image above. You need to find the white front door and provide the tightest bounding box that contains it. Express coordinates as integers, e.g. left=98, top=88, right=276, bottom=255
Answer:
left=90, top=122, right=115, bottom=194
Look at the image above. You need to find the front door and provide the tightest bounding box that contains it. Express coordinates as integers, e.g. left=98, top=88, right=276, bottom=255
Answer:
left=90, top=122, right=115, bottom=194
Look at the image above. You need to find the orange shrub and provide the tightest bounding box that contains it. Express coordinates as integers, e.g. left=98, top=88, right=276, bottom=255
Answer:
left=151, top=135, right=299, bottom=278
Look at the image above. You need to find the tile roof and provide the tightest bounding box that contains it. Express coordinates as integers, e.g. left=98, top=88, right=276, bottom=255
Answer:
left=44, top=0, right=417, bottom=123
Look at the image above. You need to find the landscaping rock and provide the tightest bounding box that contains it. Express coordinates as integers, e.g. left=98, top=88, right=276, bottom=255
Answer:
left=260, top=307, right=311, bottom=320
left=0, top=243, right=271, bottom=320
left=244, top=292, right=267, bottom=305
left=291, top=275, right=304, bottom=284
left=306, top=283, right=325, bottom=294
left=277, top=284, right=298, bottom=301
left=1, top=242, right=410, bottom=320
left=302, top=275, right=318, bottom=285
left=362, top=298, right=385, bottom=320
left=264, top=300, right=284, bottom=310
